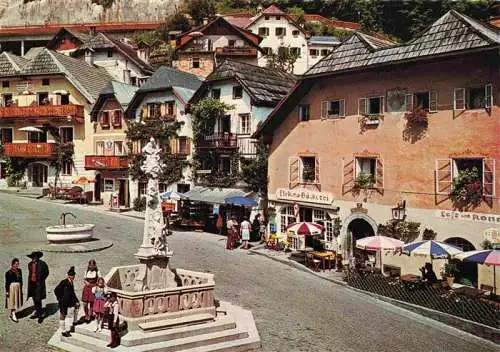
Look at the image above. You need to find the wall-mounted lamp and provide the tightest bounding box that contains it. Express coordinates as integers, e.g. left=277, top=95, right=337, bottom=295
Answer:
left=391, top=200, right=406, bottom=221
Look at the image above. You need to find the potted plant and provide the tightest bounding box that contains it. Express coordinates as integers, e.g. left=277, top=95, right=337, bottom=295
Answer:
left=442, top=262, right=459, bottom=287
left=450, top=167, right=482, bottom=209
left=405, top=107, right=428, bottom=125
left=354, top=172, right=375, bottom=189
left=362, top=113, right=382, bottom=125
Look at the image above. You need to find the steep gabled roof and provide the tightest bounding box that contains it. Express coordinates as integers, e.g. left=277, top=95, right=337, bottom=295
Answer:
left=90, top=80, right=138, bottom=121
left=261, top=5, right=286, bottom=15
left=244, top=5, right=308, bottom=36
left=307, top=10, right=500, bottom=77
left=0, top=52, right=27, bottom=76
left=191, top=60, right=297, bottom=107
left=46, top=27, right=92, bottom=50
left=125, top=66, right=203, bottom=118
left=17, top=48, right=112, bottom=102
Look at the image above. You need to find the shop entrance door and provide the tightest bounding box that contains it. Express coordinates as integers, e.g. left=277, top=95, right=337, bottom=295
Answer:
left=118, top=179, right=129, bottom=207
left=347, top=218, right=376, bottom=261
left=30, top=163, right=48, bottom=187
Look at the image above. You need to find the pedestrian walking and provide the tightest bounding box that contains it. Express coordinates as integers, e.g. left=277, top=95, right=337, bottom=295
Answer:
left=259, top=216, right=267, bottom=243
left=92, top=277, right=107, bottom=332
left=240, top=217, right=251, bottom=250
left=26, top=250, right=49, bottom=323
left=252, top=214, right=261, bottom=242
left=104, top=292, right=120, bottom=348
left=5, top=258, right=23, bottom=323
left=82, top=259, right=100, bottom=323
left=226, top=216, right=238, bottom=250
left=54, top=266, right=80, bottom=337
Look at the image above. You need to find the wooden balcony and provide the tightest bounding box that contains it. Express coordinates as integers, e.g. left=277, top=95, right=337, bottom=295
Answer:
left=215, top=46, right=258, bottom=57
left=2, top=143, right=56, bottom=157
left=84, top=155, right=129, bottom=170
left=196, top=133, right=238, bottom=149
left=0, top=104, right=84, bottom=120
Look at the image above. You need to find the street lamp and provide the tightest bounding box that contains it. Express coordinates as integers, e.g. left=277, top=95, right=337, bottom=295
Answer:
left=391, top=200, right=406, bottom=221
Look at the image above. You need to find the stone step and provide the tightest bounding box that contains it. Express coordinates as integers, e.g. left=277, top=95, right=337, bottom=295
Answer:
left=179, top=337, right=262, bottom=352
left=62, top=328, right=249, bottom=352
left=139, top=313, right=215, bottom=331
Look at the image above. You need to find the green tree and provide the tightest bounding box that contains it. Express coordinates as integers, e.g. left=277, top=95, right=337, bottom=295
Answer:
left=265, top=46, right=299, bottom=73
left=165, top=13, right=192, bottom=33
left=43, top=124, right=74, bottom=198
left=186, top=0, right=217, bottom=25
left=377, top=219, right=421, bottom=243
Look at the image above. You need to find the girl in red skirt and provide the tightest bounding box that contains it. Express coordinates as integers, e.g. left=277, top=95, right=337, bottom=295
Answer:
left=92, top=277, right=107, bottom=332
left=81, top=260, right=100, bottom=323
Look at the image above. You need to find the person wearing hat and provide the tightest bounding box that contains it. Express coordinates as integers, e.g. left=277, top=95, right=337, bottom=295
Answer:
left=26, top=250, right=49, bottom=323
left=103, top=292, right=120, bottom=348
left=54, top=266, right=80, bottom=337
left=226, top=215, right=238, bottom=250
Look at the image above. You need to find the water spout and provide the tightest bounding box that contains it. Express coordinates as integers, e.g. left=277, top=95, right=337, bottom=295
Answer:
left=60, top=212, right=76, bottom=226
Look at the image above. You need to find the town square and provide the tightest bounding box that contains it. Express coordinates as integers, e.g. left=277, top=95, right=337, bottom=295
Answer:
left=0, top=1, right=499, bottom=351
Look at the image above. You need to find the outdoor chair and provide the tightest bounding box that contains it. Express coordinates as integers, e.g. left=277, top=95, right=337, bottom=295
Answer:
left=306, top=252, right=321, bottom=272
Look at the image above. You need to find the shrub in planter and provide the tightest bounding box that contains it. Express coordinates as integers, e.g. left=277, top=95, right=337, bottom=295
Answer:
left=354, top=172, right=375, bottom=189
left=133, top=196, right=146, bottom=212
left=450, top=167, right=482, bottom=208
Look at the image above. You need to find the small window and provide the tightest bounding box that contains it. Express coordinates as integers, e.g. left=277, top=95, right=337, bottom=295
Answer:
left=309, top=49, right=319, bottom=57
left=60, top=94, right=70, bottom=105
left=211, top=88, right=221, bottom=100
left=112, top=110, right=122, bottom=127
left=100, top=111, right=110, bottom=127
left=138, top=182, right=147, bottom=196
left=192, top=57, right=200, bottom=69
left=322, top=99, right=345, bottom=118
left=262, top=47, right=272, bottom=55
left=2, top=93, right=12, bottom=107
left=147, top=103, right=161, bottom=118
left=104, top=179, right=115, bottom=192
left=356, top=157, right=376, bottom=186
left=238, top=113, right=251, bottom=134
left=228, top=40, right=235, bottom=47
left=2, top=81, right=9, bottom=88
left=107, top=50, right=113, bottom=58
left=178, top=137, right=189, bottom=155
left=114, top=141, right=124, bottom=156
left=301, top=156, right=316, bottom=183
left=359, top=96, right=384, bottom=115
left=298, top=105, right=310, bottom=122
left=453, top=159, right=483, bottom=184
left=96, top=141, right=104, bottom=155
left=276, top=15, right=281, bottom=20
left=218, top=156, right=231, bottom=174
left=275, top=27, right=286, bottom=37
left=166, top=102, right=175, bottom=116
left=414, top=92, right=430, bottom=110
left=258, top=27, right=269, bottom=37
left=289, top=47, right=300, bottom=57
left=233, top=86, right=243, bottom=99
left=42, top=78, right=50, bottom=86
left=454, top=85, right=493, bottom=110
left=321, top=49, right=330, bottom=56
left=60, top=127, right=73, bottom=143
left=38, top=92, right=49, bottom=105
left=0, top=128, right=13, bottom=143
left=264, top=15, right=269, bottom=20
left=61, top=161, right=72, bottom=176
left=292, top=30, right=300, bottom=37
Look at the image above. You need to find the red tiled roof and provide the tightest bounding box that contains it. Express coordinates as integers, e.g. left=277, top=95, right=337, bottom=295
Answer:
left=223, top=12, right=254, bottom=28
left=490, top=17, right=500, bottom=28
left=0, top=21, right=162, bottom=37
left=262, top=5, right=285, bottom=15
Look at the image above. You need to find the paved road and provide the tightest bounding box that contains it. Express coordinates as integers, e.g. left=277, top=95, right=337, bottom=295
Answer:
left=0, top=193, right=497, bottom=352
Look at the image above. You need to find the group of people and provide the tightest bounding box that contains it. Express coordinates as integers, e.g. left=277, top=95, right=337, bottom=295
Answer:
left=226, top=214, right=266, bottom=250
left=5, top=252, right=121, bottom=348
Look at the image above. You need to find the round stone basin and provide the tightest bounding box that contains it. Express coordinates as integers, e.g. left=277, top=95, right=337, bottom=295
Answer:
left=46, top=224, right=95, bottom=243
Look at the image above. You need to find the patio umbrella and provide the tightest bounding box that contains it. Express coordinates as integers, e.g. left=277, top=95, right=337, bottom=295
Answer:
left=356, top=236, right=404, bottom=272
left=224, top=196, right=257, bottom=207
left=286, top=222, right=324, bottom=236
left=402, top=240, right=463, bottom=259
left=19, top=126, right=44, bottom=133
left=454, top=249, right=500, bottom=294
left=160, top=191, right=186, bottom=200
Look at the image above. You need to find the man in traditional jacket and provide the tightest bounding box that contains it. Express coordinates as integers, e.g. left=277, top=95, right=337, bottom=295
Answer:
left=26, top=251, right=49, bottom=323
left=54, top=266, right=79, bottom=337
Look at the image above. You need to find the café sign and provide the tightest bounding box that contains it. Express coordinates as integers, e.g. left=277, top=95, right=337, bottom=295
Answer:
left=276, top=188, right=333, bottom=205
left=435, top=210, right=500, bottom=225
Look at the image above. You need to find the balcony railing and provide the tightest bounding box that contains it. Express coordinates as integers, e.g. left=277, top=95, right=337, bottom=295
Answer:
left=84, top=155, right=129, bottom=170
left=196, top=133, right=238, bottom=149
left=2, top=143, right=56, bottom=157
left=0, top=104, right=84, bottom=119
left=215, top=47, right=258, bottom=56
left=237, top=136, right=257, bottom=156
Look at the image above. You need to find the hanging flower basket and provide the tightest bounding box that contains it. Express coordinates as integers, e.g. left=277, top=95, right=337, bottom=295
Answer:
left=450, top=167, right=483, bottom=208
left=405, top=108, right=428, bottom=125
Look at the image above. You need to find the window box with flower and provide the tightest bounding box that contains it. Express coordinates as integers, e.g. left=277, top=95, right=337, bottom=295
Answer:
left=450, top=166, right=483, bottom=209
left=405, top=108, right=429, bottom=125
left=354, top=172, right=375, bottom=189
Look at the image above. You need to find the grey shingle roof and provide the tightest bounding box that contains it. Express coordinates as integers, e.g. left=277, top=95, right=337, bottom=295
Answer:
left=307, top=10, right=500, bottom=77
left=0, top=52, right=27, bottom=76
left=138, top=66, right=203, bottom=93
left=91, top=80, right=138, bottom=121
left=202, top=60, right=297, bottom=107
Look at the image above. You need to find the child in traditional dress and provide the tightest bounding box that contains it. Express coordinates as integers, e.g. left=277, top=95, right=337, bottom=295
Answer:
left=82, top=260, right=100, bottom=323
left=5, top=258, right=23, bottom=323
left=104, top=292, right=120, bottom=348
left=92, top=277, right=107, bottom=332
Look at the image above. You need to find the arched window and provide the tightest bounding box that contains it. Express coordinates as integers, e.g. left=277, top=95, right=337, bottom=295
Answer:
left=444, top=237, right=475, bottom=252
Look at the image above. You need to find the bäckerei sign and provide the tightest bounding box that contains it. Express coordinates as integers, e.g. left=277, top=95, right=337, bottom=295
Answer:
left=435, top=210, right=500, bottom=225
left=276, top=188, right=333, bottom=205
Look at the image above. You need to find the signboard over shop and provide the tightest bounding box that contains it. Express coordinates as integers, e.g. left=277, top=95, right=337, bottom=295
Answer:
left=435, top=210, right=500, bottom=225
left=276, top=188, right=333, bottom=205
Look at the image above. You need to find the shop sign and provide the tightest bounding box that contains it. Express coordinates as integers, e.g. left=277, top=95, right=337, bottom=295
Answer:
left=276, top=188, right=333, bottom=205
left=435, top=210, right=500, bottom=225
left=483, top=228, right=500, bottom=244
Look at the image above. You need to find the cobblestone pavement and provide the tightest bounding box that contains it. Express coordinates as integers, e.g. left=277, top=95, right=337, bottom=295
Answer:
left=0, top=193, right=497, bottom=352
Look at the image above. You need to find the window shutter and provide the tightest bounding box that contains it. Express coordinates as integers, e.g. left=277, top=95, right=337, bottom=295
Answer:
left=405, top=94, right=414, bottom=112
left=339, top=99, right=345, bottom=117
left=358, top=98, right=367, bottom=116
left=160, top=103, right=166, bottom=117
left=435, top=159, right=452, bottom=195
left=142, top=104, right=148, bottom=118
left=170, top=138, right=178, bottom=154
left=453, top=88, right=465, bottom=110
left=289, top=156, right=300, bottom=189
left=483, top=158, right=495, bottom=197
left=189, top=58, right=193, bottom=69
left=315, top=157, right=320, bottom=184
left=321, top=101, right=328, bottom=118
left=376, top=158, right=384, bottom=189
left=342, top=158, right=355, bottom=195
left=186, top=138, right=192, bottom=154
left=429, top=91, right=438, bottom=112
left=485, top=84, right=493, bottom=108
left=379, top=96, right=385, bottom=114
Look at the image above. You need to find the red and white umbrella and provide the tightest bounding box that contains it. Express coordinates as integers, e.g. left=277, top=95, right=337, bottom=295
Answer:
left=286, top=222, right=324, bottom=236
left=356, top=235, right=404, bottom=251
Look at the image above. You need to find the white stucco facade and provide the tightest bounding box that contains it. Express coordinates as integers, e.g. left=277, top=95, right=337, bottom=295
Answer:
left=86, top=51, right=149, bottom=86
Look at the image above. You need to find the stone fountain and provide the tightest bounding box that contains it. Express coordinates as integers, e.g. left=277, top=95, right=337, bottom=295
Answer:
left=48, top=138, right=261, bottom=351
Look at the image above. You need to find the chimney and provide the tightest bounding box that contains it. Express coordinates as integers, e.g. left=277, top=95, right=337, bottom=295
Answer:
left=123, top=69, right=131, bottom=85
left=84, top=50, right=93, bottom=65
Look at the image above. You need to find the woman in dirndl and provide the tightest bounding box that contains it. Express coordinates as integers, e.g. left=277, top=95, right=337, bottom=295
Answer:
left=81, top=259, right=100, bottom=323
left=5, top=258, right=23, bottom=323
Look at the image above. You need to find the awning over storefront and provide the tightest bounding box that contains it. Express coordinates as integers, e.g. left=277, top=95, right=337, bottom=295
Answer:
left=184, top=186, right=246, bottom=204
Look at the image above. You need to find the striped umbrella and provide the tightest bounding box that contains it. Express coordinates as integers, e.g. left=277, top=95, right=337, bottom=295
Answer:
left=286, top=222, right=324, bottom=236
left=402, top=240, right=463, bottom=259
left=356, top=236, right=404, bottom=251
left=454, top=250, right=500, bottom=294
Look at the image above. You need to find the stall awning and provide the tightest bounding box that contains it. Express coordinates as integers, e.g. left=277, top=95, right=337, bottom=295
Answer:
left=184, top=186, right=246, bottom=204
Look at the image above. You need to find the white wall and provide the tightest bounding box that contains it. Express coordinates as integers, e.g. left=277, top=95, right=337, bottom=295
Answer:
left=90, top=51, right=146, bottom=85
left=307, top=43, right=336, bottom=68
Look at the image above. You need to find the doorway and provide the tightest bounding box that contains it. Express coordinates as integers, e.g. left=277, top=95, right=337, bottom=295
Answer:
left=346, top=218, right=376, bottom=259
left=94, top=173, right=101, bottom=202
left=28, top=163, right=48, bottom=187
left=118, top=179, right=129, bottom=207
left=444, top=237, right=477, bottom=286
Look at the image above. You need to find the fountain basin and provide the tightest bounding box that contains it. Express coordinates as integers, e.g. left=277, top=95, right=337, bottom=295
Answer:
left=46, top=224, right=95, bottom=243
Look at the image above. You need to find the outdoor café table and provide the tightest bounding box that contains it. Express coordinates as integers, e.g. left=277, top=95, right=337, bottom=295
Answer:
left=312, top=251, right=335, bottom=272
left=452, top=284, right=487, bottom=298
left=400, top=274, right=424, bottom=290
